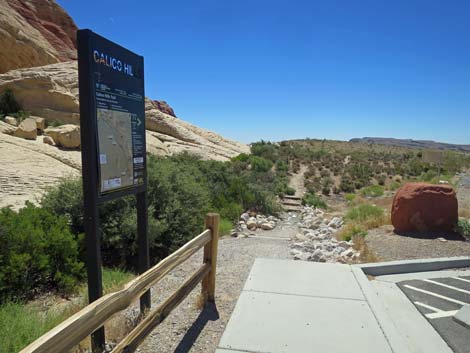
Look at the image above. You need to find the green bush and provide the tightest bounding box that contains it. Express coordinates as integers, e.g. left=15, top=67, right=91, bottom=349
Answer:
left=302, top=193, right=327, bottom=209
left=346, top=204, right=384, bottom=223
left=455, top=219, right=470, bottom=239
left=249, top=155, right=274, bottom=173
left=219, top=218, right=233, bottom=236
left=339, top=175, right=355, bottom=193
left=147, top=155, right=212, bottom=257
left=0, top=203, right=84, bottom=302
left=0, top=89, right=21, bottom=115
left=41, top=153, right=282, bottom=268
left=344, top=193, right=356, bottom=202
left=285, top=187, right=296, bottom=195
left=360, top=185, right=384, bottom=198
left=251, top=140, right=279, bottom=162
left=340, top=224, right=367, bottom=241
left=0, top=301, right=69, bottom=353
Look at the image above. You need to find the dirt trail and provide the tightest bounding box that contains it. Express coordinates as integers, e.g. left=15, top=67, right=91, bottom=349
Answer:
left=137, top=215, right=299, bottom=353
left=288, top=164, right=307, bottom=197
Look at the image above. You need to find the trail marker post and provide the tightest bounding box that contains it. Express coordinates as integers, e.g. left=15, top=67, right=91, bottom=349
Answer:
left=77, top=29, right=149, bottom=352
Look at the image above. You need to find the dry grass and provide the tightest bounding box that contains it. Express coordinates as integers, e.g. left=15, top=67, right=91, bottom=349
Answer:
left=459, top=208, right=470, bottom=219
left=352, top=235, right=379, bottom=263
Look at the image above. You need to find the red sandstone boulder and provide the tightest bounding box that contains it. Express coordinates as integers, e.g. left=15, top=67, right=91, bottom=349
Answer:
left=391, top=183, right=458, bottom=233
left=147, top=100, right=177, bottom=117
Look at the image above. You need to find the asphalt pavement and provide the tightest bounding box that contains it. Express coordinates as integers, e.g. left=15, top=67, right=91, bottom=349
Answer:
left=398, top=276, right=470, bottom=353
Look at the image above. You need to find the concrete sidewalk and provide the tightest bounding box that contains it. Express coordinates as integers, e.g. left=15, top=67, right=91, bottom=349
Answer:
left=215, top=257, right=470, bottom=353
left=216, top=258, right=394, bottom=353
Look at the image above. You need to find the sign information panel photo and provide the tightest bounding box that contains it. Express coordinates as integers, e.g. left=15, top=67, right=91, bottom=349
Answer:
left=80, top=30, right=146, bottom=196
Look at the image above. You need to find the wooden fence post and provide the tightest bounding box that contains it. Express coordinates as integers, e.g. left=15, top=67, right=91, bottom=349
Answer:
left=202, top=213, right=220, bottom=302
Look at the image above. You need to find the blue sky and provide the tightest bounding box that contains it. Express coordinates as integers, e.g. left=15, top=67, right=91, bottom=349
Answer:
left=59, top=0, right=470, bottom=144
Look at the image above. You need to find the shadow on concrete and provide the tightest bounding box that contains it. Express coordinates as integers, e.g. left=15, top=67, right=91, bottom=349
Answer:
left=173, top=302, right=220, bottom=353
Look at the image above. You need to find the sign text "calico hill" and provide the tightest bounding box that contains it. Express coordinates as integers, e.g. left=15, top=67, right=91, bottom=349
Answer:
left=93, top=49, right=134, bottom=76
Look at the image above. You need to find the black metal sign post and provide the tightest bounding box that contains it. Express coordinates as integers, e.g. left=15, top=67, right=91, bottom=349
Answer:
left=77, top=29, right=150, bottom=352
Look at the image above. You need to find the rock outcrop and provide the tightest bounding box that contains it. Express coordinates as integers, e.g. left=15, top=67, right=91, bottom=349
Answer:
left=0, top=0, right=250, bottom=210
left=0, top=0, right=77, bottom=73
left=0, top=61, right=249, bottom=160
left=13, top=118, right=37, bottom=140
left=0, top=121, right=17, bottom=135
left=391, top=183, right=458, bottom=233
left=45, top=124, right=80, bottom=149
left=0, top=61, right=79, bottom=123
left=149, top=100, right=176, bottom=117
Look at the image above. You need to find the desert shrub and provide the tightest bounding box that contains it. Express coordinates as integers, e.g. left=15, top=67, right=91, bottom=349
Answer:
left=0, top=89, right=21, bottom=115
left=285, top=186, right=296, bottom=195
left=377, top=174, right=386, bottom=186
left=10, top=110, right=30, bottom=122
left=0, top=301, right=70, bottom=353
left=346, top=204, right=384, bottom=222
left=0, top=203, right=84, bottom=302
left=249, top=155, right=273, bottom=173
left=147, top=155, right=212, bottom=257
left=339, top=224, right=367, bottom=241
left=276, top=160, right=288, bottom=173
left=360, top=185, right=384, bottom=198
left=455, top=219, right=470, bottom=239
left=344, top=193, right=356, bottom=203
left=41, top=153, right=282, bottom=268
left=41, top=178, right=85, bottom=237
left=345, top=204, right=387, bottom=229
left=339, top=175, right=355, bottom=193
left=251, top=140, right=279, bottom=162
left=302, top=193, right=327, bottom=209
left=46, top=119, right=63, bottom=128
left=219, top=218, right=233, bottom=236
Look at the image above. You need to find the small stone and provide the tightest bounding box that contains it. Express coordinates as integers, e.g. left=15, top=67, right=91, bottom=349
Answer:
left=4, top=116, right=17, bottom=126
left=32, top=116, right=46, bottom=131
left=43, top=135, right=55, bottom=145
left=240, top=212, right=250, bottom=223
left=13, top=118, right=37, bottom=140
left=246, top=218, right=257, bottom=230
left=260, top=222, right=275, bottom=230
left=337, top=241, right=351, bottom=250
left=437, top=237, right=447, bottom=242
left=341, top=248, right=355, bottom=258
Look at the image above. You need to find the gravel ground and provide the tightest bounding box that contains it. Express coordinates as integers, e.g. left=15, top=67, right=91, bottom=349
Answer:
left=365, top=225, right=470, bottom=261
left=136, top=215, right=299, bottom=353
left=365, top=172, right=470, bottom=262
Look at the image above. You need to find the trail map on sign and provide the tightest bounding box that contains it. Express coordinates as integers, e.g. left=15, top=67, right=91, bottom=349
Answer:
left=97, top=108, right=134, bottom=191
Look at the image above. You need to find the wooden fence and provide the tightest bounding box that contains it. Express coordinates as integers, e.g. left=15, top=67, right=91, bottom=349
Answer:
left=20, top=213, right=220, bottom=353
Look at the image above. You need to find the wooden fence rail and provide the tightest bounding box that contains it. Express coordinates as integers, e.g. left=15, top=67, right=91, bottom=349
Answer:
left=20, top=213, right=220, bottom=353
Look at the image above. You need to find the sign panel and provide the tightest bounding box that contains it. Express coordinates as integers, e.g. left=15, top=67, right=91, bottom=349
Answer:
left=422, top=150, right=444, bottom=164
left=77, top=30, right=151, bottom=349
left=79, top=30, right=146, bottom=197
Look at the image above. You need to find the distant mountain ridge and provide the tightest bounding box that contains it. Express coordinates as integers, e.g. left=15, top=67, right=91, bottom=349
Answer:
left=349, top=137, right=470, bottom=153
